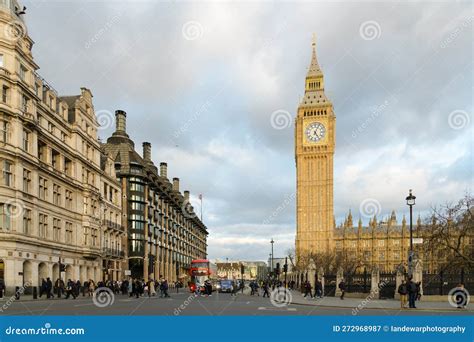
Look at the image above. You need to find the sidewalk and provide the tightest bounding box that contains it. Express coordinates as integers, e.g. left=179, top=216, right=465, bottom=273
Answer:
left=290, top=292, right=473, bottom=312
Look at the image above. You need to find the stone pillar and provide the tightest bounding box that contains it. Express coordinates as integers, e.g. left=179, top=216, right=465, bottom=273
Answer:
left=335, top=268, right=343, bottom=297
left=318, top=267, right=324, bottom=297
left=371, top=267, right=380, bottom=299
left=413, top=259, right=423, bottom=295
left=394, top=269, right=404, bottom=300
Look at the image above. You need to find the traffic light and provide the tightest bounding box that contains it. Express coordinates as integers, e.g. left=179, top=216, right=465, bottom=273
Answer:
left=59, top=264, right=66, bottom=272
left=276, top=263, right=280, bottom=275
left=283, top=263, right=288, bottom=273
left=240, top=264, right=244, bottom=275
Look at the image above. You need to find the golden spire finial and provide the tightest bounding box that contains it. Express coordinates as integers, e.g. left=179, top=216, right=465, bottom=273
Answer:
left=312, top=33, right=316, bottom=47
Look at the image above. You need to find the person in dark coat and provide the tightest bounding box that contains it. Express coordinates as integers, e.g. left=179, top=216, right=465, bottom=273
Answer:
left=262, top=282, right=270, bottom=297
left=316, top=279, right=323, bottom=298
left=397, top=279, right=408, bottom=308
left=415, top=281, right=422, bottom=301
left=82, top=280, right=89, bottom=297
left=46, top=278, right=53, bottom=299
left=39, top=278, right=46, bottom=298
left=338, top=280, right=346, bottom=300
left=134, top=279, right=141, bottom=298
left=407, top=277, right=417, bottom=308
left=0, top=279, right=5, bottom=298
left=65, top=279, right=76, bottom=299
left=303, top=281, right=313, bottom=298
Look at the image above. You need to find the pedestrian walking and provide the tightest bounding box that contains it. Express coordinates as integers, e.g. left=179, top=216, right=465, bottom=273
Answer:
left=39, top=278, right=46, bottom=298
left=46, top=277, right=53, bottom=299
left=88, top=280, right=96, bottom=297
left=262, top=282, right=270, bottom=298
left=397, top=279, right=408, bottom=308
left=407, top=277, right=417, bottom=308
left=415, top=281, right=422, bottom=301
left=162, top=279, right=170, bottom=298
left=303, top=281, right=313, bottom=298
left=315, top=279, right=323, bottom=298
left=338, top=279, right=346, bottom=300
left=65, top=279, right=76, bottom=299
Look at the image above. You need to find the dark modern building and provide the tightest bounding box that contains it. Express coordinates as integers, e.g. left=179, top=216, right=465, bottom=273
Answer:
left=102, top=110, right=208, bottom=281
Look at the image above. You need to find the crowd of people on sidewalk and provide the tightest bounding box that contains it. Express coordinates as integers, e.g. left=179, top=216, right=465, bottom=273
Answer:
left=32, top=277, right=180, bottom=300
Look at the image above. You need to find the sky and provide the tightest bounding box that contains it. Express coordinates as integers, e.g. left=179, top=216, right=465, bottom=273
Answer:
left=22, top=0, right=472, bottom=262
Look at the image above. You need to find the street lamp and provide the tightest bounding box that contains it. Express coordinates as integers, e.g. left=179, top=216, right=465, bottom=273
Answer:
left=405, top=189, right=416, bottom=277
left=270, top=238, right=274, bottom=274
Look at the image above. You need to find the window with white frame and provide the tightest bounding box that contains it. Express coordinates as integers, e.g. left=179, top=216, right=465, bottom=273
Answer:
left=0, top=120, right=9, bottom=142
left=39, top=213, right=48, bottom=238
left=23, top=168, right=31, bottom=193
left=0, top=203, right=11, bottom=230
left=23, top=209, right=31, bottom=235
left=53, top=218, right=61, bottom=242
left=2, top=160, right=12, bottom=186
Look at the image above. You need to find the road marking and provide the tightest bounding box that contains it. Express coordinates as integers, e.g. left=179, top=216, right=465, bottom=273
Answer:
left=73, top=303, right=95, bottom=307
left=246, top=301, right=250, bottom=304
left=258, top=306, right=296, bottom=312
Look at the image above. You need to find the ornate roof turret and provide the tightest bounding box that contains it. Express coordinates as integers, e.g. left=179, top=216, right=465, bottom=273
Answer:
left=307, top=34, right=323, bottom=78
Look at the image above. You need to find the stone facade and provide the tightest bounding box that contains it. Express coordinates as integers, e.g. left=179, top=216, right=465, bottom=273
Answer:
left=0, top=0, right=126, bottom=293
left=216, top=261, right=267, bottom=281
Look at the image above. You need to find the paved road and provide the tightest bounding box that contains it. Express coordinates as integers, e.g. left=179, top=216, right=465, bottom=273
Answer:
left=0, top=291, right=470, bottom=316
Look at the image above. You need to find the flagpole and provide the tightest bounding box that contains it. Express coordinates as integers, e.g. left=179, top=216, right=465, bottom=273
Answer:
left=200, top=195, right=203, bottom=222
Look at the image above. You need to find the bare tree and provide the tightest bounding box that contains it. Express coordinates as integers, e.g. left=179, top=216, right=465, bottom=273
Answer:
left=424, top=194, right=473, bottom=271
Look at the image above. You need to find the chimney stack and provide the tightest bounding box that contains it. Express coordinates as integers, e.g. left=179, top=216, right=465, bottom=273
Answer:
left=115, top=110, right=127, bottom=133
left=184, top=190, right=190, bottom=201
left=172, top=177, right=179, bottom=192
left=143, top=142, right=152, bottom=162
left=159, top=162, right=167, bottom=178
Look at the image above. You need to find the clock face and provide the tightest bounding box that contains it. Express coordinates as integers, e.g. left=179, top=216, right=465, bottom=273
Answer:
left=305, top=122, right=326, bottom=142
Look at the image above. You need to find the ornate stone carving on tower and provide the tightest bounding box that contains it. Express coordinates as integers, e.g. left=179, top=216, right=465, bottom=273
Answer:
left=295, top=36, right=336, bottom=258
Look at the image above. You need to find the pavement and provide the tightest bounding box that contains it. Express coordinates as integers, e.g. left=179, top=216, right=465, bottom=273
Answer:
left=0, top=289, right=471, bottom=316
left=290, top=292, right=473, bottom=313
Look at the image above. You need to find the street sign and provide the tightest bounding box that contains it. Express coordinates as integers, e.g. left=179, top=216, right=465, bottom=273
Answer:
left=413, top=238, right=423, bottom=244
left=124, top=270, right=131, bottom=276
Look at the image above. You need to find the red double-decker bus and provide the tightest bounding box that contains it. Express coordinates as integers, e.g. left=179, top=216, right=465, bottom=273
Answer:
left=188, top=259, right=211, bottom=292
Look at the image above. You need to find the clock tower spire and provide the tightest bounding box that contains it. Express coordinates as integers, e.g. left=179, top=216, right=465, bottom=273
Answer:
left=295, top=36, right=336, bottom=258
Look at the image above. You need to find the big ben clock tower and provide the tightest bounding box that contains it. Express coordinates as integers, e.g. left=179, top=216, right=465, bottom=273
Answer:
left=295, top=37, right=335, bottom=258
